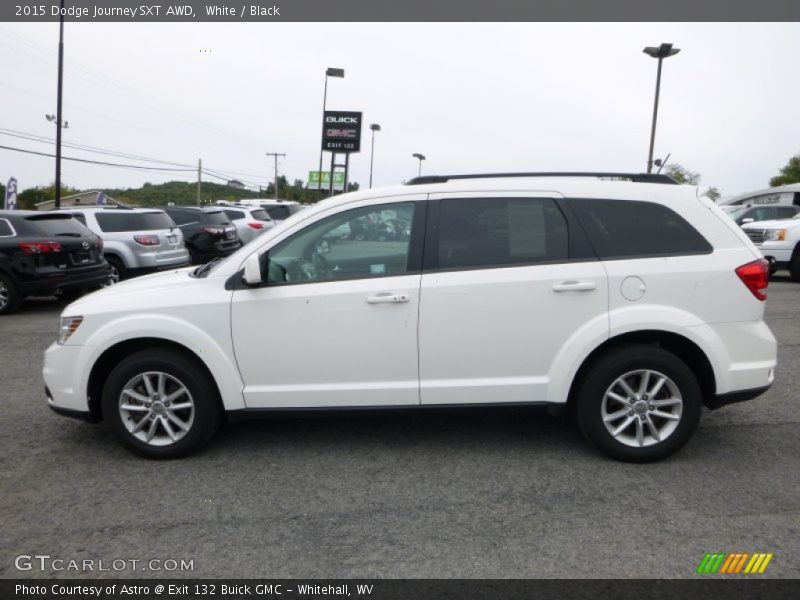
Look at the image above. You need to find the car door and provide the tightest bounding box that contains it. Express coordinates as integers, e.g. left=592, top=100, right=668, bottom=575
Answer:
left=418, top=193, right=608, bottom=405
left=231, top=195, right=426, bottom=408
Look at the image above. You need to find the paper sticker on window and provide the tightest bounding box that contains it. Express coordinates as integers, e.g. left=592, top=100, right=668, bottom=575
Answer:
left=371, top=264, right=386, bottom=275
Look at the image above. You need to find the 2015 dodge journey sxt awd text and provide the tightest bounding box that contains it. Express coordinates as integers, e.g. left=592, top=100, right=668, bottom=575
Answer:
left=43, top=173, right=777, bottom=462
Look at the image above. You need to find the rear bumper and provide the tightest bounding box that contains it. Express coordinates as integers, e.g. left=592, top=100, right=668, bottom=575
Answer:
left=18, top=264, right=110, bottom=296
left=706, top=384, right=772, bottom=410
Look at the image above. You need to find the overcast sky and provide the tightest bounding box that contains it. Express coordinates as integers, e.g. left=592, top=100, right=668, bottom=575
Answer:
left=1, top=22, right=799, bottom=198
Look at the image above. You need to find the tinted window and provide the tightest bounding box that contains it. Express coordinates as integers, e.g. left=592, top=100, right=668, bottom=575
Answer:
left=71, top=213, right=87, bottom=226
left=25, top=215, right=89, bottom=237
left=267, top=202, right=416, bottom=284
left=202, top=211, right=230, bottom=225
left=0, top=219, right=13, bottom=237
left=570, top=198, right=712, bottom=259
left=95, top=211, right=176, bottom=232
left=249, top=209, right=271, bottom=222
left=167, top=210, right=194, bottom=225
left=437, top=198, right=568, bottom=270
left=223, top=209, right=246, bottom=221
left=776, top=207, right=798, bottom=219
left=265, top=206, right=290, bottom=220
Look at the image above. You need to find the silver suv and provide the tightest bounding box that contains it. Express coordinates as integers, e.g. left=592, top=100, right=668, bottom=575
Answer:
left=61, top=207, right=191, bottom=283
left=205, top=206, right=275, bottom=244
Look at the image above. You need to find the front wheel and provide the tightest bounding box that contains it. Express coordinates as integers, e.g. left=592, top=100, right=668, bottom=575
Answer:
left=101, top=349, right=221, bottom=458
left=575, top=344, right=702, bottom=462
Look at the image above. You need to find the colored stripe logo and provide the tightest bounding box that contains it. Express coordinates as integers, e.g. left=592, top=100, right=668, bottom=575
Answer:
left=696, top=552, right=773, bottom=574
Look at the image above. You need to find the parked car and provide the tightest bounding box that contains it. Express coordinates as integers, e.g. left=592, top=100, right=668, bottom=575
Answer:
left=60, top=207, right=191, bottom=284
left=158, top=206, right=241, bottom=264
left=44, top=172, right=776, bottom=462
left=207, top=206, right=275, bottom=245
left=722, top=204, right=800, bottom=226
left=0, top=210, right=108, bottom=314
left=742, top=213, right=800, bottom=279
left=237, top=199, right=305, bottom=223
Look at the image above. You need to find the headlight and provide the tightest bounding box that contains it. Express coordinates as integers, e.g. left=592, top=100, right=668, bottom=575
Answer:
left=764, top=229, right=786, bottom=242
left=58, top=316, right=83, bottom=345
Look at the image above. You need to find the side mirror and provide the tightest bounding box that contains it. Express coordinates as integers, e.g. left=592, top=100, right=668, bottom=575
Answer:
left=741, top=218, right=755, bottom=224
left=242, top=253, right=262, bottom=286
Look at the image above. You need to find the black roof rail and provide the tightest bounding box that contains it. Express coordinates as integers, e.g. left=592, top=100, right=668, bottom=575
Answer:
left=405, top=172, right=679, bottom=185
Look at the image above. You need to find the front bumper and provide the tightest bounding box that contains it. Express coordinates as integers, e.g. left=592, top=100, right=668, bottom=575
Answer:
left=43, top=342, right=94, bottom=415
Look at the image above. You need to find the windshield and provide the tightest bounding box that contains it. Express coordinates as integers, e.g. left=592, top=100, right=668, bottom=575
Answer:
left=201, top=211, right=231, bottom=225
left=26, top=214, right=90, bottom=236
left=249, top=209, right=272, bottom=222
left=722, top=207, right=748, bottom=219
left=95, top=211, right=176, bottom=232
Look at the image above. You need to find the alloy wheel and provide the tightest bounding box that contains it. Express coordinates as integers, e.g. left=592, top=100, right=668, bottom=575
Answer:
left=118, top=371, right=195, bottom=446
left=600, top=369, right=683, bottom=448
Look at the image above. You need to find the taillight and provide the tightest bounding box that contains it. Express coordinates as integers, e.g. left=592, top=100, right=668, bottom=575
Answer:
left=247, top=222, right=264, bottom=230
left=735, top=259, right=769, bottom=301
left=19, top=241, right=63, bottom=254
left=133, top=234, right=159, bottom=246
left=203, top=226, right=225, bottom=235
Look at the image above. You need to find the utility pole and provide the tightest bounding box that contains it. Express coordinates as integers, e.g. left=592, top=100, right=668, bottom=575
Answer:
left=266, top=152, right=286, bottom=199
left=54, top=0, right=65, bottom=209
left=196, top=158, right=202, bottom=206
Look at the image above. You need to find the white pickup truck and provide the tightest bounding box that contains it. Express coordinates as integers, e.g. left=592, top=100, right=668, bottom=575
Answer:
left=742, top=215, right=800, bottom=280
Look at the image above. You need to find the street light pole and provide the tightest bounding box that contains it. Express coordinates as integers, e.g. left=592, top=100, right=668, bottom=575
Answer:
left=317, top=67, right=344, bottom=199
left=54, top=0, right=65, bottom=209
left=412, top=153, right=426, bottom=177
left=643, top=42, right=680, bottom=174
left=369, top=123, right=381, bottom=188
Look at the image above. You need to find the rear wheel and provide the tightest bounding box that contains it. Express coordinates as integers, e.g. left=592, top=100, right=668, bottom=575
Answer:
left=105, top=256, right=125, bottom=285
left=0, top=272, right=22, bottom=315
left=101, top=349, right=221, bottom=458
left=575, top=344, right=702, bottom=462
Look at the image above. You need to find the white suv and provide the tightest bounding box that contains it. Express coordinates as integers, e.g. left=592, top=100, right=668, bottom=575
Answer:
left=741, top=214, right=800, bottom=280
left=43, top=173, right=777, bottom=462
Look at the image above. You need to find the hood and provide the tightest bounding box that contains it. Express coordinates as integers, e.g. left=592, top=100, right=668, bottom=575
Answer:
left=66, top=266, right=198, bottom=312
left=741, top=218, right=800, bottom=230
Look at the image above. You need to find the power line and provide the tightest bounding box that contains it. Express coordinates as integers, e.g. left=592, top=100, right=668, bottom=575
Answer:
left=0, top=143, right=196, bottom=172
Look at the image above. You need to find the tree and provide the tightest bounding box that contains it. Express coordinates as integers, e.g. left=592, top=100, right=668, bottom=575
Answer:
left=665, top=164, right=701, bottom=185
left=703, top=187, right=721, bottom=202
left=769, top=153, right=800, bottom=187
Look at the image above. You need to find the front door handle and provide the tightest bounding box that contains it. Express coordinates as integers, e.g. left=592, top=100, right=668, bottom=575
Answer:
left=366, top=293, right=410, bottom=304
left=552, top=281, right=597, bottom=292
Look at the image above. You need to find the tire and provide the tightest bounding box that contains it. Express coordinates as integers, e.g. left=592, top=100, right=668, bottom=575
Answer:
left=575, top=344, right=702, bottom=463
left=188, top=247, right=201, bottom=265
left=0, top=271, right=22, bottom=315
left=789, top=248, right=800, bottom=282
left=105, top=256, right=125, bottom=285
left=101, top=349, right=221, bottom=459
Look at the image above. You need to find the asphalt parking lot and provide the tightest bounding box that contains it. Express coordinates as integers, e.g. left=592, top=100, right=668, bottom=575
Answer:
left=1, top=277, right=798, bottom=580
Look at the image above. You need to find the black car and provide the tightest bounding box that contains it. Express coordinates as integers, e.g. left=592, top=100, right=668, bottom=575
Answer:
left=0, top=210, right=110, bottom=315
left=158, top=206, right=241, bottom=264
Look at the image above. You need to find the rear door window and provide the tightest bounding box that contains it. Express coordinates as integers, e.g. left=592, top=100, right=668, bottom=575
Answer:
left=435, top=197, right=569, bottom=270
left=265, top=206, right=290, bottom=220
left=569, top=198, right=712, bottom=259
left=776, top=207, right=798, bottom=219
left=223, top=209, right=246, bottom=221
left=249, top=209, right=272, bottom=222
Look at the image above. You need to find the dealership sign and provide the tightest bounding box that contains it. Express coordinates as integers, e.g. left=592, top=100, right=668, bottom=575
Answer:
left=322, top=111, right=362, bottom=153
left=308, top=171, right=345, bottom=190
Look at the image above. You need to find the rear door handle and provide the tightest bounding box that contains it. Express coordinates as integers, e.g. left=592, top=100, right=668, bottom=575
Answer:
left=552, top=281, right=597, bottom=292
left=366, top=293, right=410, bottom=304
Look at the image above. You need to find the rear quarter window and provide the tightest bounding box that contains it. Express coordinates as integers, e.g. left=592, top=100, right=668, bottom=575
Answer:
left=0, top=219, right=14, bottom=237
left=569, top=198, right=712, bottom=259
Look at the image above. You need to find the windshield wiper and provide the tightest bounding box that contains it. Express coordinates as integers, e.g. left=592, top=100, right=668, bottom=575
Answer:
left=193, top=257, right=222, bottom=278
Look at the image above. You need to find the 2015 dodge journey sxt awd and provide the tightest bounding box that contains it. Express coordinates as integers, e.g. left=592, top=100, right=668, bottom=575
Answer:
left=43, top=173, right=777, bottom=462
